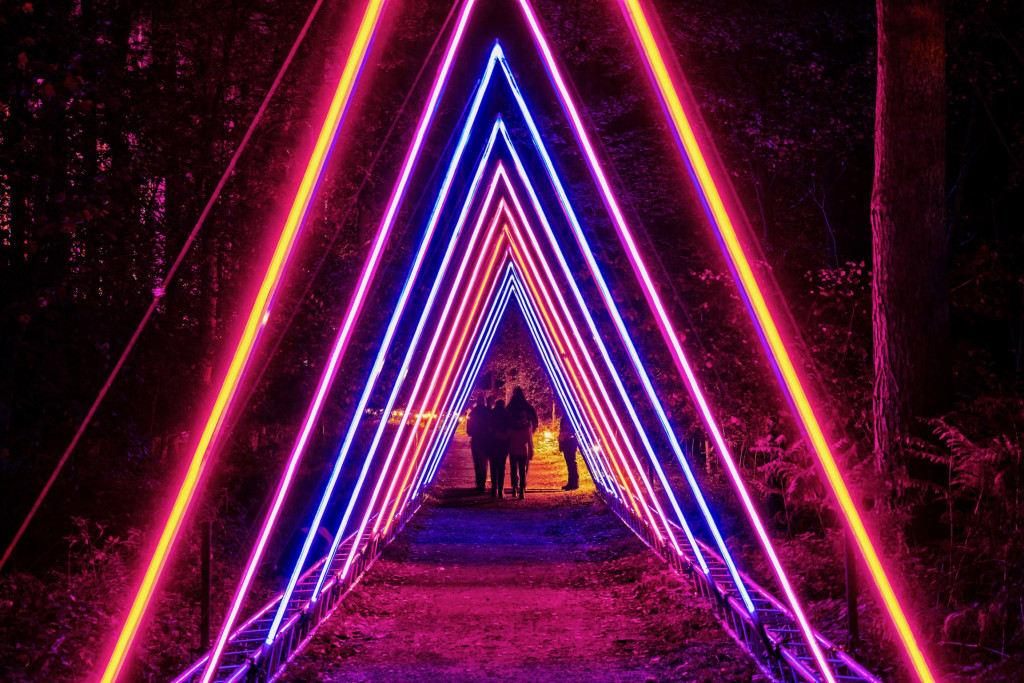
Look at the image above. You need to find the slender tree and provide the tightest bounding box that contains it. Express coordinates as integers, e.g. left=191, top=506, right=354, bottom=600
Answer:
left=871, top=0, right=949, bottom=472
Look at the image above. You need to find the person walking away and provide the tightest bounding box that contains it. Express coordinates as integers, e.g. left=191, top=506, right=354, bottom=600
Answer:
left=466, top=396, right=490, bottom=493
left=488, top=399, right=510, bottom=498
left=558, top=414, right=579, bottom=491
left=506, top=387, right=538, bottom=499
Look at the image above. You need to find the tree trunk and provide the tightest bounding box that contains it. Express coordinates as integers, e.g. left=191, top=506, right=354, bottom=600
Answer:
left=871, top=0, right=949, bottom=473
left=200, top=234, right=220, bottom=385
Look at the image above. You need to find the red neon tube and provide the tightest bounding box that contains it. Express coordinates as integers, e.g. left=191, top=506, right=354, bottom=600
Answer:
left=101, top=3, right=388, bottom=679
left=504, top=215, right=677, bottom=546
left=502, top=224, right=668, bottom=538
left=384, top=193, right=657, bottom=530
left=615, top=2, right=932, bottom=680
left=375, top=197, right=643, bottom=532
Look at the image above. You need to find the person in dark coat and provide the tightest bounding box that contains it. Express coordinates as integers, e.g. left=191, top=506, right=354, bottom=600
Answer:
left=558, top=413, right=579, bottom=491
left=488, top=399, right=510, bottom=498
left=466, top=396, right=490, bottom=493
left=505, top=387, right=538, bottom=498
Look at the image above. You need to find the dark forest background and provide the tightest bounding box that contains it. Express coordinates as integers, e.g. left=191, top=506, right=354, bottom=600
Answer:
left=1, top=0, right=1022, bottom=680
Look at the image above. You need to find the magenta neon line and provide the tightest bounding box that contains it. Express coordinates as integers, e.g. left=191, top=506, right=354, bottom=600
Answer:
left=393, top=193, right=650, bottom=518
left=258, top=0, right=482, bottom=648
left=272, top=53, right=508, bottom=633
left=496, top=45, right=762, bottom=604
left=411, top=260, right=617, bottom=501
left=488, top=123, right=713, bottom=571
left=511, top=6, right=832, bottom=676
left=400, top=198, right=664, bottom=522
left=386, top=206, right=637, bottom=520
left=338, top=239, right=512, bottom=578
left=417, top=262, right=615, bottom=500
left=502, top=219, right=670, bottom=539
left=369, top=227, right=517, bottom=535
left=503, top=203, right=677, bottom=546
left=319, top=170, right=514, bottom=596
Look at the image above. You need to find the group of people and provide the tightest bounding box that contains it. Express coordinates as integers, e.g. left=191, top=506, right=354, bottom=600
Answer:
left=466, top=386, right=580, bottom=498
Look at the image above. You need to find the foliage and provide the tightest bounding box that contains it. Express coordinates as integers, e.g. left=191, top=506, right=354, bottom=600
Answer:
left=0, top=518, right=140, bottom=681
left=478, top=310, right=555, bottom=417
left=0, top=0, right=1021, bottom=679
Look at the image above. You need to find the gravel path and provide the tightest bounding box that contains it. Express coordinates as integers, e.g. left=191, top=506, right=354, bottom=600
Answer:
left=281, top=435, right=760, bottom=682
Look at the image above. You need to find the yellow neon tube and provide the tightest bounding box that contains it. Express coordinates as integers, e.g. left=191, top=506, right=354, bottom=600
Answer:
left=99, top=2, right=386, bottom=680
left=619, top=1, right=933, bottom=680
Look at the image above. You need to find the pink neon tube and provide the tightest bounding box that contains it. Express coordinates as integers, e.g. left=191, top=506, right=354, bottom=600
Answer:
left=368, top=178, right=647, bottom=532
left=382, top=192, right=663, bottom=533
left=380, top=156, right=692, bottom=540
left=340, top=235, right=513, bottom=577
left=515, top=1, right=834, bottom=679
left=371, top=193, right=642, bottom=536
left=360, top=161, right=634, bottom=532
left=373, top=230, right=514, bottom=533
left=501, top=196, right=679, bottom=548
left=378, top=210, right=649, bottom=533
left=616, top=1, right=932, bottom=680
left=103, top=2, right=389, bottom=680
left=503, top=223, right=669, bottom=539
left=197, top=1, right=486, bottom=676
left=381, top=191, right=655, bottom=526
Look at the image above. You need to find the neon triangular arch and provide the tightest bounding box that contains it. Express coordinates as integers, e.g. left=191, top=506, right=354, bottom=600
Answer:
left=103, top=1, right=933, bottom=682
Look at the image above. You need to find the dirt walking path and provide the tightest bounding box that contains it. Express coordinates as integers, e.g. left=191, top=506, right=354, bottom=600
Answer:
left=281, top=435, right=759, bottom=682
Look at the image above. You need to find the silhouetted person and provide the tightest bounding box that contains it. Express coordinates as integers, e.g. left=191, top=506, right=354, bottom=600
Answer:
left=488, top=399, right=510, bottom=498
left=466, top=396, right=490, bottom=493
left=506, top=387, right=537, bottom=499
left=558, top=414, right=579, bottom=491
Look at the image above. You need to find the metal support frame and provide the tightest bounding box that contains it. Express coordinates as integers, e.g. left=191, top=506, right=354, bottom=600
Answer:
left=174, top=457, right=881, bottom=683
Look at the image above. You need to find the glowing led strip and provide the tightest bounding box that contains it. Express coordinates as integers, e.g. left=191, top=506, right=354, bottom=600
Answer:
left=496, top=19, right=837, bottom=664
left=409, top=258, right=617, bottom=501
left=502, top=221, right=670, bottom=539
left=409, top=261, right=611, bottom=504
left=417, top=263, right=613, bottom=502
left=265, top=68, right=506, bottom=651
left=366, top=230, right=517, bottom=537
left=333, top=242, right=511, bottom=581
left=616, top=2, right=931, bottom=680
left=377, top=164, right=676, bottom=532
left=381, top=208, right=654, bottom=533
left=266, top=122, right=507, bottom=644
left=377, top=114, right=736, bottom=591
left=353, top=188, right=654, bottom=559
left=368, top=210, right=634, bottom=534
left=101, top=2, right=387, bottom=679
left=202, top=0, right=495, bottom=672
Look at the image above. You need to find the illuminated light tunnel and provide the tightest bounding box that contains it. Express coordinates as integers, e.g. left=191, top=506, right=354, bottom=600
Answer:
left=102, top=0, right=932, bottom=682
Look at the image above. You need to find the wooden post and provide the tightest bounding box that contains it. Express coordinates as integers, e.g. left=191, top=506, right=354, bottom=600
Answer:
left=845, top=530, right=860, bottom=649
left=200, top=519, right=212, bottom=652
